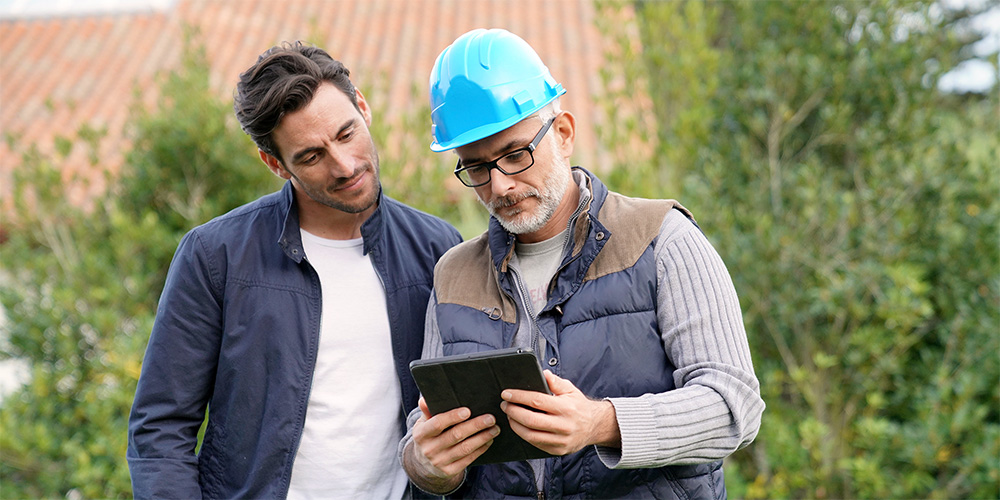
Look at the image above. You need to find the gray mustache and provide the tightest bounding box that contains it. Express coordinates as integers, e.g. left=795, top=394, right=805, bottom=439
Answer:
left=487, top=189, right=538, bottom=210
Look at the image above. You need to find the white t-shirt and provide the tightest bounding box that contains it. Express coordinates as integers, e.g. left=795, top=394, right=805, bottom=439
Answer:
left=287, top=231, right=408, bottom=500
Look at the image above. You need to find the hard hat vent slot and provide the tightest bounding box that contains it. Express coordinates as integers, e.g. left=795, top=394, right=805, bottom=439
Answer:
left=513, top=90, right=533, bottom=113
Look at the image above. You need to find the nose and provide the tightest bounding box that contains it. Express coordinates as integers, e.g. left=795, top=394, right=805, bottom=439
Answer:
left=489, top=168, right=517, bottom=197
left=324, top=148, right=357, bottom=178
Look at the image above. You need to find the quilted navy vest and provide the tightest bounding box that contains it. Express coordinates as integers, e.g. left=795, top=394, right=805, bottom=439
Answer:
left=431, top=169, right=726, bottom=499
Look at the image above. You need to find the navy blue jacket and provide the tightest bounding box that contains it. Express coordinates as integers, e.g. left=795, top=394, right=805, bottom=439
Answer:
left=127, top=181, right=461, bottom=499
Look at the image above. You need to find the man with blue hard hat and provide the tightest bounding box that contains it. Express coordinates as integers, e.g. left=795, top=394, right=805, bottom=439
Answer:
left=400, top=28, right=765, bottom=498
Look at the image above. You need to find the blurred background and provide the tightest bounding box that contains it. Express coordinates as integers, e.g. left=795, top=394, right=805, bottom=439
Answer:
left=1, top=0, right=997, bottom=498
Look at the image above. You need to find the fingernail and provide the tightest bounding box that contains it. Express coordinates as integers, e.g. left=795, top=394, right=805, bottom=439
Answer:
left=459, top=408, right=471, bottom=419
left=484, top=414, right=496, bottom=425
left=490, top=426, right=500, bottom=436
left=501, top=391, right=511, bottom=400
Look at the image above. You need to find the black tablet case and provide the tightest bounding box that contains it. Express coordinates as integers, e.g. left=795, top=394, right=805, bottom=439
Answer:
left=409, top=348, right=556, bottom=466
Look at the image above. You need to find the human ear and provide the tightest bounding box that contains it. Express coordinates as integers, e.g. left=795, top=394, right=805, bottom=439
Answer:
left=259, top=150, right=291, bottom=179
left=552, top=111, right=576, bottom=159
left=355, top=89, right=373, bottom=127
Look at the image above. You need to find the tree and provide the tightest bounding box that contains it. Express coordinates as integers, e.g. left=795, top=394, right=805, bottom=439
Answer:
left=0, top=33, right=278, bottom=498
left=596, top=0, right=999, bottom=498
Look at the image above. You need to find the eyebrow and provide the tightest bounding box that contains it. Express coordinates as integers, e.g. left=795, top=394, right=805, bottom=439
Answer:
left=288, top=118, right=359, bottom=165
left=459, top=138, right=524, bottom=167
left=289, top=146, right=323, bottom=166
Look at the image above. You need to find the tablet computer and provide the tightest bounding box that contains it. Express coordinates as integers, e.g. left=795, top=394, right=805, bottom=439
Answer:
left=409, top=347, right=555, bottom=465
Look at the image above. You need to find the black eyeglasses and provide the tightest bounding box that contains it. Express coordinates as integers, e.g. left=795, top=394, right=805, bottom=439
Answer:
left=453, top=116, right=556, bottom=187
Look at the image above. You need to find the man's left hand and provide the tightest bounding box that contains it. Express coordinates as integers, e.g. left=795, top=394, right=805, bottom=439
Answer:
left=500, top=370, right=622, bottom=455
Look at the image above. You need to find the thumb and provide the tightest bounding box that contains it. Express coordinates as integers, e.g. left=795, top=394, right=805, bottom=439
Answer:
left=543, top=370, right=578, bottom=396
left=418, top=396, right=432, bottom=419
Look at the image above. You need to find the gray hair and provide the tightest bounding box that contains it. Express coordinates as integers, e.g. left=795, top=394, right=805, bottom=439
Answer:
left=534, top=99, right=561, bottom=123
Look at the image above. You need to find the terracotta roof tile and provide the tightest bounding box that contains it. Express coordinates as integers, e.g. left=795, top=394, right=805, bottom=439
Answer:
left=1, top=0, right=618, bottom=210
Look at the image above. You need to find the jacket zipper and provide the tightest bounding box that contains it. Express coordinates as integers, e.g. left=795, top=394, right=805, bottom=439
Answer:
left=549, top=192, right=592, bottom=294
left=508, top=265, right=543, bottom=356
left=498, top=186, right=591, bottom=500
left=283, top=257, right=323, bottom=498
left=529, top=461, right=544, bottom=500
left=509, top=191, right=592, bottom=355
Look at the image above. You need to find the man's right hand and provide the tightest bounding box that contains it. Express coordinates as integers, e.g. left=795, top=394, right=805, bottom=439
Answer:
left=403, top=397, right=500, bottom=494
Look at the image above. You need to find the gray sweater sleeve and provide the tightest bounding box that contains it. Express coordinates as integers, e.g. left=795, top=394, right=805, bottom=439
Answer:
left=596, top=209, right=765, bottom=468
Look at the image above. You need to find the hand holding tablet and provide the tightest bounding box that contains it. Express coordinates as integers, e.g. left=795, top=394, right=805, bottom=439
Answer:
left=409, top=348, right=556, bottom=465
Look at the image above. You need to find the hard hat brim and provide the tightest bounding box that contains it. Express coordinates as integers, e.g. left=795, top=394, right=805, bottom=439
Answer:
left=429, top=87, right=565, bottom=152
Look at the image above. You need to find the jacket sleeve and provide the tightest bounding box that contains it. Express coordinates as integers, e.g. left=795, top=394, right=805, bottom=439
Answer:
left=597, top=209, right=765, bottom=468
left=127, top=230, right=224, bottom=499
left=397, top=291, right=445, bottom=468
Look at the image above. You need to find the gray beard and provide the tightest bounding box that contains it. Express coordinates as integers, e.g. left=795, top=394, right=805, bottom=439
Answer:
left=483, top=163, right=571, bottom=235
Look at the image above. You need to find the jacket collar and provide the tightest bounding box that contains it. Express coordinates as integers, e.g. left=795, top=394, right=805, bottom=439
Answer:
left=277, top=182, right=305, bottom=263
left=277, top=180, right=385, bottom=262
left=359, top=186, right=386, bottom=256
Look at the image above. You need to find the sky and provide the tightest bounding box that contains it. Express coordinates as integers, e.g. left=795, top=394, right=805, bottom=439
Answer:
left=937, top=0, right=1000, bottom=92
left=0, top=0, right=175, bottom=17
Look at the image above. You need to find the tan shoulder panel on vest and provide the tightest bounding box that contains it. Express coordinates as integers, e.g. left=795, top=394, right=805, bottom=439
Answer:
left=584, top=194, right=687, bottom=281
left=433, top=233, right=517, bottom=324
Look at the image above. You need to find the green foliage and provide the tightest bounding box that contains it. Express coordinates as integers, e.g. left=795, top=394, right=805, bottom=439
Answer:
left=598, top=0, right=999, bottom=498
left=1, top=135, right=158, bottom=498
left=120, top=27, right=281, bottom=241
left=0, top=32, right=278, bottom=498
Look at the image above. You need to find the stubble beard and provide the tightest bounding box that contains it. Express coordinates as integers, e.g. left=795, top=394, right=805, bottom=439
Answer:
left=307, top=143, right=382, bottom=214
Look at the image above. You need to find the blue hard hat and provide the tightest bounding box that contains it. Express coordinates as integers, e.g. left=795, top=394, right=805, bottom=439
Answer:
left=428, top=28, right=566, bottom=152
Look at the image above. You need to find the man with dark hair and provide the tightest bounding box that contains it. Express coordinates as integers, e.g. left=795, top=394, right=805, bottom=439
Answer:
left=127, top=42, right=461, bottom=499
left=401, top=29, right=764, bottom=498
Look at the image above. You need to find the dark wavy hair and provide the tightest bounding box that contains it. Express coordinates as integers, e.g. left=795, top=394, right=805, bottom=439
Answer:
left=234, top=41, right=359, bottom=161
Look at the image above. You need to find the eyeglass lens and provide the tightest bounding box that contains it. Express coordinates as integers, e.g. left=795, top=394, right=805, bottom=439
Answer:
left=460, top=149, right=533, bottom=186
